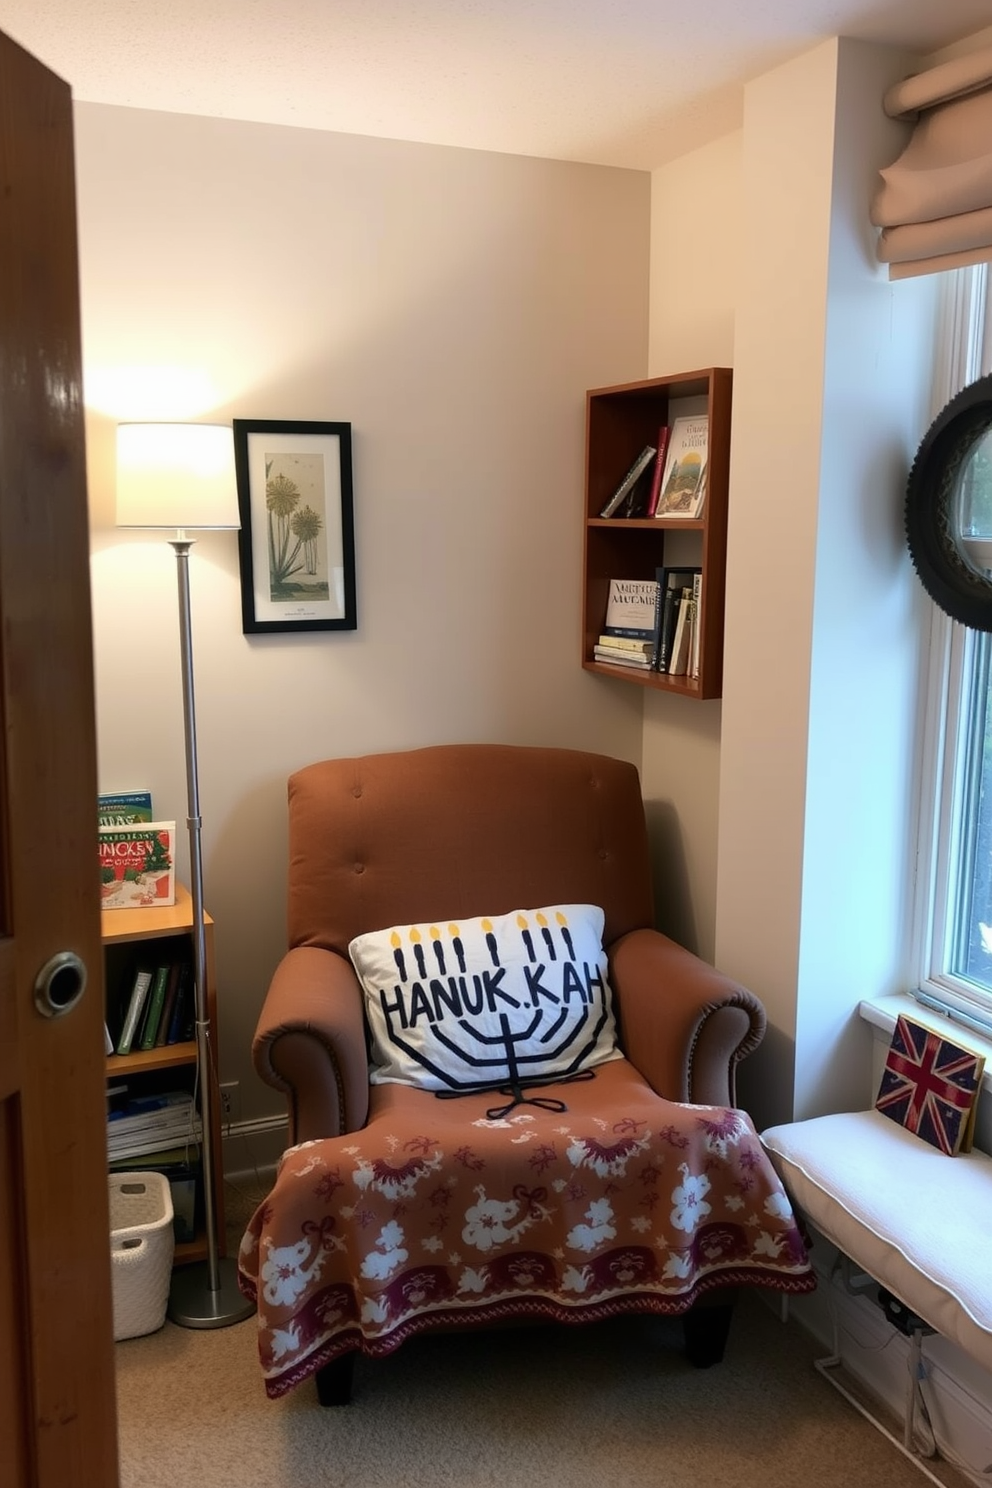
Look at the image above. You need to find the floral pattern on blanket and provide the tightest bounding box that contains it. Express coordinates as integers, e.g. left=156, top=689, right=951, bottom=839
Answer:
left=238, top=1061, right=815, bottom=1397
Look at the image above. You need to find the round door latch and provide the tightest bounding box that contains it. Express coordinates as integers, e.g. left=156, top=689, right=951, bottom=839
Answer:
left=33, top=950, right=87, bottom=1019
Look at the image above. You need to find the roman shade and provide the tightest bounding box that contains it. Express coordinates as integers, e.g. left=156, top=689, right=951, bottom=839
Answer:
left=872, top=45, right=992, bottom=280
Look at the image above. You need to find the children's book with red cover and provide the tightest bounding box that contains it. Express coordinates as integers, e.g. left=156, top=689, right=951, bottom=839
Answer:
left=99, top=820, right=176, bottom=909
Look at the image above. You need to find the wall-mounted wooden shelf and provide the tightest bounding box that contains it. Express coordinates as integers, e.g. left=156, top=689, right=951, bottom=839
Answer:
left=582, top=367, right=732, bottom=700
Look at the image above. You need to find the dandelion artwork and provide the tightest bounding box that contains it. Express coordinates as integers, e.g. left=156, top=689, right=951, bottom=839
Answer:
left=234, top=418, right=357, bottom=634
left=265, top=453, right=331, bottom=603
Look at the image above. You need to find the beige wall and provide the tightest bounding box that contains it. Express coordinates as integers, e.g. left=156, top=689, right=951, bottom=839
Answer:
left=77, top=105, right=651, bottom=1125
left=719, top=38, right=937, bottom=1128
left=648, top=132, right=742, bottom=379
left=644, top=132, right=741, bottom=962
left=643, top=41, right=939, bottom=1130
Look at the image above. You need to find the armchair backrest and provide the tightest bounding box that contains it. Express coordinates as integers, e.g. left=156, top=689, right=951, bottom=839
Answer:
left=287, top=743, right=655, bottom=956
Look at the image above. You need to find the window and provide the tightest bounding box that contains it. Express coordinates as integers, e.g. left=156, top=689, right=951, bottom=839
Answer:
left=917, top=266, right=992, bottom=1037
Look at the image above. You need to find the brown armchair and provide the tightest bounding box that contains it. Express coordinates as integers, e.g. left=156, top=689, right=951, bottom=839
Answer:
left=243, top=744, right=813, bottom=1402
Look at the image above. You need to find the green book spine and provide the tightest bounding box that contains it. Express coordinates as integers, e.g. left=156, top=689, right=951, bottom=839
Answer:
left=138, top=964, right=171, bottom=1051
left=154, top=963, right=182, bottom=1047
left=165, top=964, right=190, bottom=1045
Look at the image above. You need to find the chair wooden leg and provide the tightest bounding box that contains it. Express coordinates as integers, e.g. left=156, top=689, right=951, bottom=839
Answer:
left=315, top=1352, right=355, bottom=1406
left=682, top=1295, right=736, bottom=1368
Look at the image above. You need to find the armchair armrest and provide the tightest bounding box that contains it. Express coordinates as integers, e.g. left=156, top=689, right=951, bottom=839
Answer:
left=609, top=928, right=766, bottom=1107
left=252, top=945, right=370, bottom=1146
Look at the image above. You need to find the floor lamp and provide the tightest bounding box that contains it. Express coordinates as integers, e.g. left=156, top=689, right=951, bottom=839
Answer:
left=116, top=422, right=254, bottom=1328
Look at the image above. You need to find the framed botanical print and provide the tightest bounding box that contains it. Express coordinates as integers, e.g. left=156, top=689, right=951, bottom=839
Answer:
left=234, top=418, right=356, bottom=634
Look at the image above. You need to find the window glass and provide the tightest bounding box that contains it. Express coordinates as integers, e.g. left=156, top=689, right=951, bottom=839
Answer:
left=945, top=631, right=992, bottom=995
left=919, top=266, right=992, bottom=1033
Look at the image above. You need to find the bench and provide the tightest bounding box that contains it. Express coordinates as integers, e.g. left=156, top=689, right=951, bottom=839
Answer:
left=761, top=1108, right=992, bottom=1478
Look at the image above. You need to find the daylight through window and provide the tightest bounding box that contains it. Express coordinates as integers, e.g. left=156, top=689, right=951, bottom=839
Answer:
left=919, top=265, right=992, bottom=1037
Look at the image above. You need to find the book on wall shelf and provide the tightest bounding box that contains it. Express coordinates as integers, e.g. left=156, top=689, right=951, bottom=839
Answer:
left=654, top=415, right=709, bottom=519
left=652, top=566, right=701, bottom=672
left=666, top=587, right=695, bottom=677
left=643, top=426, right=672, bottom=518
left=689, top=572, right=703, bottom=679
left=618, top=466, right=656, bottom=518
left=596, top=634, right=654, bottom=654
left=601, top=578, right=660, bottom=649
left=99, top=819, right=176, bottom=910
left=593, top=643, right=653, bottom=669
left=598, top=444, right=657, bottom=518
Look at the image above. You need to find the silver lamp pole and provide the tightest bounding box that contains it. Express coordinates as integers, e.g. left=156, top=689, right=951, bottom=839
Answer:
left=166, top=536, right=253, bottom=1329
left=116, top=421, right=252, bottom=1330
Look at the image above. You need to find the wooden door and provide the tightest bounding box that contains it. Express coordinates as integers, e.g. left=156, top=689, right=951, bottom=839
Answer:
left=0, top=29, right=120, bottom=1488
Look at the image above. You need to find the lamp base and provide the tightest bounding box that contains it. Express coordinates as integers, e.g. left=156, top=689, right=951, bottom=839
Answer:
left=167, top=1255, right=255, bottom=1330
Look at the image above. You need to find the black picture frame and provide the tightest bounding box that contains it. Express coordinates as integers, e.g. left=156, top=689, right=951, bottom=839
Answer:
left=233, top=418, right=357, bottom=634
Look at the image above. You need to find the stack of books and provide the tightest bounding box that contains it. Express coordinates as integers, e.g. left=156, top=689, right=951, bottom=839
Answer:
left=596, top=572, right=704, bottom=677
left=98, top=789, right=176, bottom=911
left=595, top=577, right=658, bottom=669
left=593, top=635, right=654, bottom=669
left=107, top=1089, right=201, bottom=1164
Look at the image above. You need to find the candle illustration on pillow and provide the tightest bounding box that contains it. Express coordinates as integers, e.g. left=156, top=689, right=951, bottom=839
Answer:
left=450, top=924, right=466, bottom=973
left=391, top=930, right=406, bottom=981
left=410, top=927, right=427, bottom=978
left=482, top=919, right=500, bottom=967
left=430, top=926, right=446, bottom=974
left=536, top=911, right=556, bottom=960
left=556, top=911, right=575, bottom=960
left=517, top=913, right=536, bottom=962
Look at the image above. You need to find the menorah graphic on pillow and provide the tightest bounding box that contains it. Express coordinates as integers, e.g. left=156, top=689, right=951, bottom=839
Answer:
left=350, top=905, right=622, bottom=1095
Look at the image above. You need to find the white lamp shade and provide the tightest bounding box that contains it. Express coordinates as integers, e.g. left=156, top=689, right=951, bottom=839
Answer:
left=116, top=422, right=240, bottom=529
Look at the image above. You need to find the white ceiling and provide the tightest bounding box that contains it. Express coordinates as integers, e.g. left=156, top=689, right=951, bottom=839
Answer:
left=2, top=0, right=991, bottom=169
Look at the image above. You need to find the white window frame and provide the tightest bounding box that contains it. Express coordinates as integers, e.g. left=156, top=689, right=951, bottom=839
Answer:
left=913, top=264, right=992, bottom=1038
left=915, top=616, right=991, bottom=1022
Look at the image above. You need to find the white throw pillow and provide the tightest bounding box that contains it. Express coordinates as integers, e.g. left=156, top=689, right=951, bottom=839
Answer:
left=348, top=903, right=622, bottom=1093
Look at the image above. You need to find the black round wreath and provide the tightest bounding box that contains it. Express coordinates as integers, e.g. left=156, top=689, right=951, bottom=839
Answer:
left=905, top=372, right=992, bottom=630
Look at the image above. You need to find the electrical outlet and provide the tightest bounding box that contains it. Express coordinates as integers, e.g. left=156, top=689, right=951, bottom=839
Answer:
left=219, top=1080, right=240, bottom=1125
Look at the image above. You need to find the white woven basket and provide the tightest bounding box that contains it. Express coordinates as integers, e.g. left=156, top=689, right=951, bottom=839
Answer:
left=109, top=1171, right=175, bottom=1341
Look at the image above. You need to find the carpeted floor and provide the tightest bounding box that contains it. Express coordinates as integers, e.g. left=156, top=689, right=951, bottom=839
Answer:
left=112, top=1177, right=955, bottom=1488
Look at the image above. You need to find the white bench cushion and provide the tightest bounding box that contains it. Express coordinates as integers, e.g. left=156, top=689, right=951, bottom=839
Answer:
left=761, top=1108, right=992, bottom=1374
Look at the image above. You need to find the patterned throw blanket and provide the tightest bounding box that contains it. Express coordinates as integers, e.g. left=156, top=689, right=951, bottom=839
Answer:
left=238, top=1059, right=815, bottom=1397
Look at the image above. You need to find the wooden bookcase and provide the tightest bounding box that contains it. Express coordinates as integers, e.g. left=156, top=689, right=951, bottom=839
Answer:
left=582, top=367, right=733, bottom=700
left=102, top=883, right=226, bottom=1264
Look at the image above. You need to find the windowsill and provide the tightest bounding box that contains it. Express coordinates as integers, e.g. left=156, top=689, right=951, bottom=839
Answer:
left=859, top=991, right=992, bottom=1098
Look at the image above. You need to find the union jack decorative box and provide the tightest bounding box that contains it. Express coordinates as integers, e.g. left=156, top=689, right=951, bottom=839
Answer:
left=875, top=1014, right=985, bottom=1156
